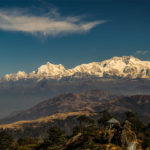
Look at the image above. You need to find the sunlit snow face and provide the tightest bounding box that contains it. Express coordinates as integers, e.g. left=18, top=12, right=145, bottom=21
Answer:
left=1, top=56, right=150, bottom=82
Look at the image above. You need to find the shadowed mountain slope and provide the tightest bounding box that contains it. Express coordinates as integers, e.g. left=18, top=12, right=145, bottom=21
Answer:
left=0, top=90, right=116, bottom=124
left=0, top=90, right=150, bottom=124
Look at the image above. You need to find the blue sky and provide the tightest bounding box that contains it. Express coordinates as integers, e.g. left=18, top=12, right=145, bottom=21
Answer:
left=0, top=0, right=150, bottom=76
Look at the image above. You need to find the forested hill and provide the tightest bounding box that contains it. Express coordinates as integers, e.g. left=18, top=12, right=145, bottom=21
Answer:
left=0, top=90, right=150, bottom=124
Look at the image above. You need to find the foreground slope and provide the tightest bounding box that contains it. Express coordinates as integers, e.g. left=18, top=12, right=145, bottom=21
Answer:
left=0, top=111, right=91, bottom=129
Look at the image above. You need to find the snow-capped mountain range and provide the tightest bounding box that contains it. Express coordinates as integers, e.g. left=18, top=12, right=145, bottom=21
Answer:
left=1, top=56, right=150, bottom=82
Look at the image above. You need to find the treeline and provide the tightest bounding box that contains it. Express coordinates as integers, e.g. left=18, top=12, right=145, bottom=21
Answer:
left=0, top=111, right=150, bottom=150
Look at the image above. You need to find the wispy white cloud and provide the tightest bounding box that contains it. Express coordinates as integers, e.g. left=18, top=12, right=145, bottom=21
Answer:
left=133, top=50, right=150, bottom=60
left=0, top=9, right=106, bottom=36
left=135, top=50, right=149, bottom=55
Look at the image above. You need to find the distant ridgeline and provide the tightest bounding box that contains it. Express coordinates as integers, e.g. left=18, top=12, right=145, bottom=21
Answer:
left=1, top=56, right=150, bottom=82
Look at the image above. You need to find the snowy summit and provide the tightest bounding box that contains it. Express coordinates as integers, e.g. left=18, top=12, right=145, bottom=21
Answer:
left=1, top=56, right=150, bottom=82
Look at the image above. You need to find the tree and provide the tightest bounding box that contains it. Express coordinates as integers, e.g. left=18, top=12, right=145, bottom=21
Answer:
left=125, top=111, right=144, bottom=133
left=142, top=124, right=150, bottom=149
left=0, top=130, right=14, bottom=150
left=44, top=126, right=66, bottom=147
left=77, top=115, right=95, bottom=133
left=98, top=110, right=112, bottom=128
left=17, top=137, right=39, bottom=146
left=72, top=126, right=81, bottom=136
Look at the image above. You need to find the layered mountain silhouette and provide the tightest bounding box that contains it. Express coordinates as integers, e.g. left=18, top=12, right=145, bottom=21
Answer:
left=0, top=90, right=150, bottom=124
left=0, top=56, right=150, bottom=118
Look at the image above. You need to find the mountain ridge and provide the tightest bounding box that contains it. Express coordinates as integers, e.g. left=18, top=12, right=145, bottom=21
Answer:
left=0, top=56, right=150, bottom=119
left=0, top=90, right=150, bottom=124
left=0, top=90, right=117, bottom=124
left=1, top=56, right=150, bottom=82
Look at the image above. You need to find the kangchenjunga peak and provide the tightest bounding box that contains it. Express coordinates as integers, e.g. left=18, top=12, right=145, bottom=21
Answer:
left=1, top=56, right=150, bottom=82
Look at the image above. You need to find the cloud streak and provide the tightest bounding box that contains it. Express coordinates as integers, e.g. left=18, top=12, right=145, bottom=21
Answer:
left=135, top=50, right=149, bottom=55
left=0, top=9, right=106, bottom=36
left=133, top=50, right=150, bottom=60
